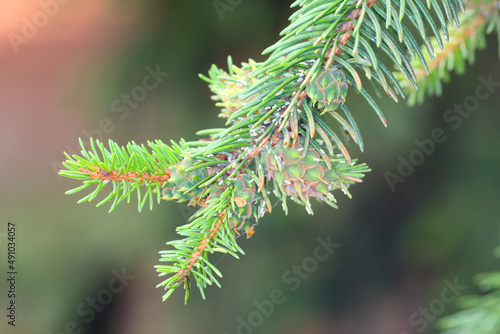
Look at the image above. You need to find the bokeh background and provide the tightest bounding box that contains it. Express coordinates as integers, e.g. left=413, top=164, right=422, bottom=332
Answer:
left=1, top=1, right=499, bottom=333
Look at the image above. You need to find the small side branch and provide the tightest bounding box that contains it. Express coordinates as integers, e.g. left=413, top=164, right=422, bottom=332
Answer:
left=177, top=209, right=227, bottom=283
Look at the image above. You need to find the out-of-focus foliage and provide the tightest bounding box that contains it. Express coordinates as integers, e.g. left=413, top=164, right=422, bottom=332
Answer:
left=438, top=257, right=500, bottom=333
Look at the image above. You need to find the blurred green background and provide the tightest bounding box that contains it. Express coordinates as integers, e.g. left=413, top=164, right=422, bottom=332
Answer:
left=1, top=1, right=499, bottom=333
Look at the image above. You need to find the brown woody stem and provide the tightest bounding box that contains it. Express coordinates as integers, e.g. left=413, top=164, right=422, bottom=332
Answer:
left=79, top=166, right=171, bottom=183
left=325, top=0, right=378, bottom=63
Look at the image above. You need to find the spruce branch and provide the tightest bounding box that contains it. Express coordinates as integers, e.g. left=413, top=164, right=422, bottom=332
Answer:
left=59, top=0, right=500, bottom=302
left=155, top=189, right=238, bottom=303
left=60, top=138, right=180, bottom=212
left=397, top=0, right=500, bottom=104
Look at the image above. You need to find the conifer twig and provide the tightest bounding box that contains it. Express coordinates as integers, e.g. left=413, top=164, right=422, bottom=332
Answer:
left=58, top=0, right=500, bottom=302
